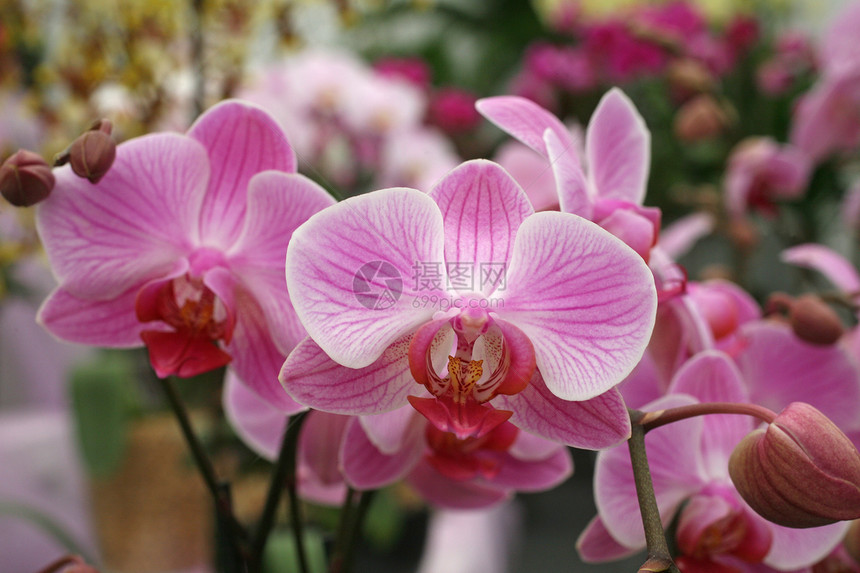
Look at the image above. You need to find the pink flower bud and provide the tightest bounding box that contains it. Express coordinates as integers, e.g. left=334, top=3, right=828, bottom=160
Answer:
left=789, top=294, right=844, bottom=346
left=0, top=149, right=55, bottom=206
left=729, top=402, right=860, bottom=528
left=69, top=129, right=116, bottom=184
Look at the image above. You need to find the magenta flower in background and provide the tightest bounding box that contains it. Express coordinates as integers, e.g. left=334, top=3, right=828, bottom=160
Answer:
left=477, top=88, right=661, bottom=262
left=724, top=137, right=811, bottom=218
left=36, top=100, right=334, bottom=411
left=281, top=158, right=656, bottom=450
left=578, top=351, right=849, bottom=570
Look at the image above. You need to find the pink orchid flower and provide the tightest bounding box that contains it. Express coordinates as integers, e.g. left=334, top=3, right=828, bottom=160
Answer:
left=281, top=159, right=656, bottom=449
left=724, top=137, right=811, bottom=218
left=477, top=88, right=661, bottom=262
left=578, top=351, right=849, bottom=570
left=37, top=100, right=334, bottom=412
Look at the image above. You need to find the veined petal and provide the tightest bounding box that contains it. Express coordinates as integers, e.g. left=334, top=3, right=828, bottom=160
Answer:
left=37, top=285, right=149, bottom=347
left=668, top=350, right=753, bottom=478
left=340, top=415, right=424, bottom=490
left=498, top=212, right=657, bottom=401
left=476, top=96, right=571, bottom=158
left=188, top=100, right=298, bottom=247
left=545, top=129, right=592, bottom=218
left=576, top=515, right=641, bottom=562
left=286, top=188, right=446, bottom=368
left=222, top=370, right=288, bottom=461
left=209, top=268, right=303, bottom=413
left=229, top=171, right=335, bottom=354
left=496, top=371, right=630, bottom=449
left=595, top=394, right=706, bottom=549
left=408, top=462, right=509, bottom=509
left=586, top=88, right=650, bottom=205
left=735, top=321, right=860, bottom=431
left=37, top=135, right=207, bottom=299
left=281, top=335, right=417, bottom=415
left=428, top=160, right=534, bottom=295
left=782, top=244, right=860, bottom=293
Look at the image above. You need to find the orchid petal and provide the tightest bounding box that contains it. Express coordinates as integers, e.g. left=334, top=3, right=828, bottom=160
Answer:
left=281, top=335, right=417, bottom=415
left=586, top=88, right=650, bottom=205
left=37, top=285, right=150, bottom=347
left=37, top=136, right=207, bottom=299
left=617, top=352, right=663, bottom=410
left=494, top=141, right=560, bottom=211
left=188, top=100, right=297, bottom=247
left=576, top=515, right=640, bottom=562
left=491, top=443, right=572, bottom=491
left=765, top=520, right=848, bottom=570
left=340, top=415, right=424, bottom=490
left=499, top=212, right=657, bottom=401
left=735, top=321, right=860, bottom=431
left=544, top=129, right=592, bottom=218
left=668, top=350, right=753, bottom=477
left=408, top=462, right=509, bottom=509
left=476, top=96, right=571, bottom=158
left=299, top=411, right=351, bottom=504
left=782, top=244, right=860, bottom=293
left=286, top=187, right=445, bottom=368
left=658, top=213, right=714, bottom=260
left=229, top=171, right=335, bottom=354
left=223, top=370, right=288, bottom=460
left=428, top=160, right=534, bottom=295
left=595, top=394, right=706, bottom=548
left=208, top=268, right=303, bottom=413
left=496, top=371, right=630, bottom=449
left=359, top=406, right=419, bottom=455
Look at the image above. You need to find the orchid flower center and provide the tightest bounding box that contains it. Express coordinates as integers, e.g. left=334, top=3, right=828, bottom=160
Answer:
left=407, top=306, right=535, bottom=440
left=136, top=274, right=235, bottom=379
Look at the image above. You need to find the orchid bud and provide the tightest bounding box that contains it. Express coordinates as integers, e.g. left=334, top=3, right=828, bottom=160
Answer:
left=0, top=149, right=55, bottom=206
left=69, top=129, right=116, bottom=183
left=789, top=294, right=844, bottom=345
left=729, top=402, right=860, bottom=528
left=673, top=95, right=729, bottom=143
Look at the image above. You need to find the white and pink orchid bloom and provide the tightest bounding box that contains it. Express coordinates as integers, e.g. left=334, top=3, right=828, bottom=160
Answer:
left=476, top=88, right=660, bottom=262
left=282, top=159, right=656, bottom=449
left=578, top=351, right=849, bottom=570
left=36, top=100, right=335, bottom=412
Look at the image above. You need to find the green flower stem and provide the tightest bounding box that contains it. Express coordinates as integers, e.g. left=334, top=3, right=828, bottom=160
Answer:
left=157, top=376, right=250, bottom=560
left=638, top=402, right=776, bottom=433
left=250, top=410, right=309, bottom=573
left=329, top=489, right=375, bottom=573
left=627, top=409, right=680, bottom=573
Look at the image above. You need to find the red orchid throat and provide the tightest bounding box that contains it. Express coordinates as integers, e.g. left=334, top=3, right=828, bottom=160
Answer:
left=407, top=310, right=536, bottom=440
left=136, top=274, right=235, bottom=378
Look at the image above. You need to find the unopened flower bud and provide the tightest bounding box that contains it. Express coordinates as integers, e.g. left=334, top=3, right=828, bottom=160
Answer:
left=729, top=402, right=860, bottom=528
left=674, top=95, right=730, bottom=143
left=69, top=129, right=116, bottom=183
left=789, top=294, right=844, bottom=345
left=0, top=150, right=55, bottom=206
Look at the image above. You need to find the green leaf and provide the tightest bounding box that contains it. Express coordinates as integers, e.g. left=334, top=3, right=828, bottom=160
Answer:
left=69, top=352, right=137, bottom=477
left=263, top=528, right=328, bottom=573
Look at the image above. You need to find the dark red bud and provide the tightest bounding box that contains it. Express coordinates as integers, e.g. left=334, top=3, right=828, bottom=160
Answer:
left=0, top=149, right=55, bottom=206
left=789, top=294, right=844, bottom=345
left=69, top=130, right=116, bottom=183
